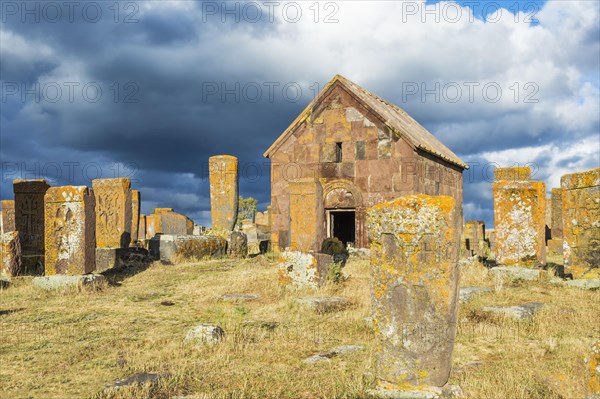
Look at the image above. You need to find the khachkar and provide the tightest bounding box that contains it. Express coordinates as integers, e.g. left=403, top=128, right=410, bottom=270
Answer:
left=131, top=189, right=140, bottom=245
left=492, top=167, right=546, bottom=267
left=1, top=200, right=16, bottom=233
left=208, top=155, right=239, bottom=231
left=561, top=168, right=600, bottom=279
left=14, top=179, right=50, bottom=275
left=92, top=178, right=132, bottom=248
left=366, top=194, right=461, bottom=396
left=44, top=186, right=96, bottom=275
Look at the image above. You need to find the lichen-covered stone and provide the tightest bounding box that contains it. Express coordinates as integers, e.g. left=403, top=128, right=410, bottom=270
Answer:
left=561, top=168, right=600, bottom=279
left=366, top=194, right=461, bottom=390
left=145, top=208, right=193, bottom=236
left=14, top=179, right=50, bottom=275
left=184, top=324, right=224, bottom=346
left=1, top=231, right=21, bottom=277
left=1, top=200, right=16, bottom=233
left=551, top=188, right=563, bottom=239
left=586, top=340, right=600, bottom=398
left=462, top=220, right=487, bottom=258
left=92, top=178, right=132, bottom=248
left=209, top=155, right=239, bottom=231
left=494, top=167, right=531, bottom=181
left=32, top=274, right=106, bottom=290
left=228, top=231, right=248, bottom=258
left=492, top=169, right=546, bottom=267
left=138, top=214, right=146, bottom=242
left=44, top=186, right=96, bottom=275
left=130, top=190, right=140, bottom=244
left=278, top=250, right=333, bottom=289
left=149, top=235, right=227, bottom=262
left=289, top=178, right=324, bottom=252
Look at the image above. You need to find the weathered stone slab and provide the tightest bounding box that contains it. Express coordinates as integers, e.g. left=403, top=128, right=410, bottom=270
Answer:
left=95, top=247, right=149, bottom=272
left=1, top=231, right=21, bottom=277
left=138, top=214, right=146, bottom=242
left=289, top=178, right=324, bottom=252
left=144, top=208, right=193, bottom=237
left=561, top=168, right=600, bottom=279
left=228, top=231, right=248, bottom=257
left=551, top=188, right=563, bottom=239
left=367, top=194, right=461, bottom=390
left=1, top=200, right=15, bottom=233
left=459, top=287, right=492, bottom=304
left=551, top=279, right=600, bottom=290
left=493, top=168, right=546, bottom=267
left=494, top=167, right=531, bottom=181
left=184, top=324, right=224, bottom=346
left=255, top=211, right=269, bottom=228
left=92, top=178, right=132, bottom=248
left=209, top=155, right=239, bottom=231
left=32, top=274, right=106, bottom=290
left=547, top=238, right=563, bottom=258
left=278, top=251, right=333, bottom=289
left=149, top=235, right=227, bottom=263
left=303, top=344, right=364, bottom=364
left=367, top=385, right=463, bottom=399
left=131, top=190, right=140, bottom=244
left=489, top=266, right=543, bottom=281
left=14, top=179, right=50, bottom=275
left=295, top=296, right=349, bottom=313
left=44, top=186, right=96, bottom=275
left=481, top=302, right=544, bottom=319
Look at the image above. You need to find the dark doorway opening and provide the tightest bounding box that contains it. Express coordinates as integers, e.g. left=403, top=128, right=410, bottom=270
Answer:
left=330, top=210, right=355, bottom=246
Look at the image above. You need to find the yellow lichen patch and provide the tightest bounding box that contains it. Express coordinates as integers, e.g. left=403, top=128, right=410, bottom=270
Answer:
left=494, top=167, right=531, bottom=181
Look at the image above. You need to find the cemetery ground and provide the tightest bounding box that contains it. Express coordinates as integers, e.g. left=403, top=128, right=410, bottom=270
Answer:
left=1, top=255, right=598, bottom=399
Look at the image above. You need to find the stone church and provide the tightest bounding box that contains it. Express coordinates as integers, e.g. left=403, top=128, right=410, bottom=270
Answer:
left=264, top=75, right=467, bottom=251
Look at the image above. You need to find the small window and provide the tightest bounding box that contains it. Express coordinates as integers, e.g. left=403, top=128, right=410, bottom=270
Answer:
left=335, top=142, right=342, bottom=163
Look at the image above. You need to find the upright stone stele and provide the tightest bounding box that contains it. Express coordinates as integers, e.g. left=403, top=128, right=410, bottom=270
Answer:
left=1, top=200, right=16, bottom=233
left=551, top=188, right=563, bottom=239
left=367, top=194, right=461, bottom=393
left=131, top=189, right=140, bottom=245
left=1, top=231, right=21, bottom=277
left=561, top=168, right=600, bottom=279
left=492, top=167, right=546, bottom=267
left=14, top=179, right=50, bottom=275
left=289, top=178, right=324, bottom=252
left=92, top=178, right=132, bottom=248
left=209, top=155, right=239, bottom=231
left=44, top=186, right=96, bottom=275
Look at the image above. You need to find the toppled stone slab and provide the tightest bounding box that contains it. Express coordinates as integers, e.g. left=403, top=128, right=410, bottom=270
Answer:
left=481, top=302, right=544, bottom=319
left=32, top=274, right=106, bottom=290
left=551, top=278, right=600, bottom=290
left=96, top=247, right=149, bottom=272
left=278, top=251, right=334, bottom=289
left=366, top=384, right=463, bottom=398
left=184, top=324, right=224, bottom=346
left=295, top=296, right=348, bottom=313
left=219, top=293, right=261, bottom=302
left=489, top=266, right=543, bottom=281
left=106, top=372, right=171, bottom=389
left=303, top=344, right=364, bottom=364
left=459, top=287, right=492, bottom=304
left=149, top=235, right=227, bottom=263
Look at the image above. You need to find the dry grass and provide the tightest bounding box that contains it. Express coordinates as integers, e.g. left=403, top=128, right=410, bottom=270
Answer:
left=0, top=255, right=598, bottom=399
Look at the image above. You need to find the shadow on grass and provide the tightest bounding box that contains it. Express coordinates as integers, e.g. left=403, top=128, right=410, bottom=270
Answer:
left=100, top=248, right=153, bottom=287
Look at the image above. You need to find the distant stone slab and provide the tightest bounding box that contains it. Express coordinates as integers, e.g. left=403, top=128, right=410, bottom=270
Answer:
left=184, top=324, right=224, bottom=346
left=551, top=278, right=600, bottom=290
left=489, top=266, right=542, bottom=281
left=459, top=287, right=492, bottom=304
left=219, top=293, right=261, bottom=302
left=295, top=296, right=348, bottom=313
left=481, top=302, right=544, bottom=319
left=106, top=372, right=171, bottom=389
left=32, top=274, right=106, bottom=290
left=303, top=344, right=364, bottom=364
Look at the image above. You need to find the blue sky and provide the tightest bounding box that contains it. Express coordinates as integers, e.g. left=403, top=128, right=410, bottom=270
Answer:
left=1, top=0, right=598, bottom=228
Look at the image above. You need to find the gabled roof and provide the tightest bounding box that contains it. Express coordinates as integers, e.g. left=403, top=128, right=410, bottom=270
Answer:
left=264, top=74, right=468, bottom=169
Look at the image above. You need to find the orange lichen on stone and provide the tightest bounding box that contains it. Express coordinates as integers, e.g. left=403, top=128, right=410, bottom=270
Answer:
left=561, top=168, right=600, bottom=279
left=289, top=178, right=324, bottom=252
left=586, top=339, right=600, bottom=397
left=494, top=167, right=531, bottom=181
left=366, top=194, right=461, bottom=390
left=131, top=190, right=140, bottom=244
left=92, top=178, right=132, bottom=249
left=492, top=169, right=546, bottom=267
left=44, top=186, right=96, bottom=275
left=209, top=155, right=239, bottom=231
left=1, top=200, right=16, bottom=233
left=1, top=231, right=21, bottom=276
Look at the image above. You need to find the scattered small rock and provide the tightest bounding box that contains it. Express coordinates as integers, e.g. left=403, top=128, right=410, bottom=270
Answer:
left=481, top=302, right=544, bottom=319
left=105, top=372, right=171, bottom=389
left=160, top=300, right=175, bottom=306
left=459, top=287, right=492, bottom=304
left=241, top=320, right=279, bottom=331
left=184, top=324, right=224, bottom=346
left=0, top=276, right=10, bottom=289
left=296, top=296, right=349, bottom=313
left=565, top=279, right=600, bottom=290
left=489, top=266, right=542, bottom=281
left=32, top=274, right=106, bottom=290
left=219, top=293, right=261, bottom=302
left=303, top=345, right=364, bottom=364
